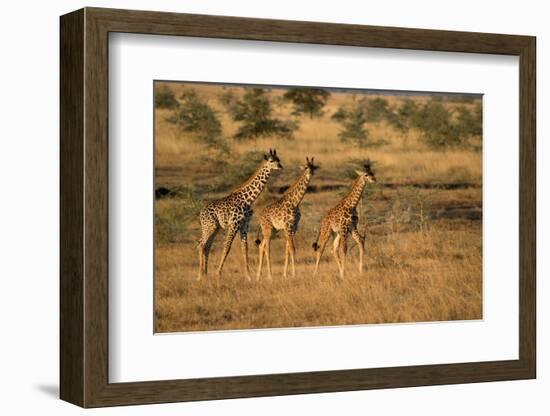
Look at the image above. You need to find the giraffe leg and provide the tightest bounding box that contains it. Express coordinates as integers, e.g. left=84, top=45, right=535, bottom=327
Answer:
left=283, top=234, right=290, bottom=279
left=216, top=225, right=238, bottom=284
left=265, top=237, right=273, bottom=281
left=239, top=227, right=251, bottom=282
left=256, top=223, right=272, bottom=281
left=331, top=234, right=343, bottom=276
left=202, top=230, right=217, bottom=277
left=313, top=219, right=331, bottom=277
left=198, top=246, right=204, bottom=280
left=351, top=229, right=365, bottom=274
left=285, top=232, right=296, bottom=278
left=256, top=241, right=264, bottom=281
left=338, top=233, right=348, bottom=279
left=197, top=218, right=218, bottom=281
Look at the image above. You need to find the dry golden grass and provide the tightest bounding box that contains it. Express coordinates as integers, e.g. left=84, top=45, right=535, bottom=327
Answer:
left=154, top=81, right=482, bottom=333
left=155, top=218, right=482, bottom=332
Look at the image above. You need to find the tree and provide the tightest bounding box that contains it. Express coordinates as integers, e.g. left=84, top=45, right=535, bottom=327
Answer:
left=166, top=90, right=227, bottom=151
left=332, top=101, right=369, bottom=146
left=230, top=88, right=297, bottom=140
left=455, top=104, right=482, bottom=137
left=386, top=98, right=419, bottom=133
left=155, top=85, right=179, bottom=109
left=411, top=100, right=462, bottom=148
left=282, top=88, right=330, bottom=118
left=364, top=97, right=392, bottom=123
left=396, top=99, right=419, bottom=131
left=331, top=106, right=348, bottom=122
left=217, top=89, right=237, bottom=111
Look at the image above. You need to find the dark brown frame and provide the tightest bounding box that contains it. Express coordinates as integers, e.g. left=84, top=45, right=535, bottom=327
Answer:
left=60, top=7, right=536, bottom=408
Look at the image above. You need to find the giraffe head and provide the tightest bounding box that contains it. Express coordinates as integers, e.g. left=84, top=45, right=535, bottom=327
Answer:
left=263, top=149, right=283, bottom=170
left=304, top=157, right=320, bottom=175
left=355, top=162, right=376, bottom=183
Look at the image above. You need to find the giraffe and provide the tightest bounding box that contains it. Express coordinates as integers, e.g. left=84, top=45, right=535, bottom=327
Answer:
left=255, top=157, right=319, bottom=280
left=312, top=163, right=376, bottom=279
left=197, top=149, right=283, bottom=283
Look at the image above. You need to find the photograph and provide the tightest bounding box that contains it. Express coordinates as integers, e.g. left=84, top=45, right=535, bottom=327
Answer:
left=154, top=80, right=483, bottom=333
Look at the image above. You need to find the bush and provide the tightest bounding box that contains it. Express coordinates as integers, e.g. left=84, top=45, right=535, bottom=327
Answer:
left=218, top=89, right=237, bottom=111
left=364, top=97, right=393, bottom=123
left=386, top=186, right=437, bottom=235
left=155, top=86, right=179, bottom=109
left=331, top=106, right=348, bottom=122
left=389, top=99, right=419, bottom=133
left=455, top=104, right=482, bottom=137
left=332, top=101, right=369, bottom=146
left=411, top=100, right=463, bottom=148
left=155, top=188, right=201, bottom=244
left=166, top=90, right=228, bottom=152
left=282, top=88, right=330, bottom=118
left=230, top=88, right=298, bottom=140
left=444, top=94, right=476, bottom=104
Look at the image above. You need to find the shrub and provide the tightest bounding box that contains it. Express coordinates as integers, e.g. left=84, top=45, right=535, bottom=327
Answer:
left=389, top=99, right=419, bottom=133
left=166, top=90, right=228, bottom=152
left=332, top=101, right=369, bottom=146
left=411, top=100, right=463, bottom=148
left=445, top=94, right=476, bottom=104
left=282, top=88, right=330, bottom=118
left=386, top=186, right=438, bottom=235
left=155, top=85, right=179, bottom=109
left=364, top=97, right=393, bottom=123
left=230, top=88, right=297, bottom=140
left=331, top=106, right=348, bottom=122
left=155, top=188, right=201, bottom=244
left=218, top=89, right=237, bottom=111
left=455, top=104, right=482, bottom=137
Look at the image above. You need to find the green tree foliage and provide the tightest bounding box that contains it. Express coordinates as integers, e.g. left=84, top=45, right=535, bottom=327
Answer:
left=230, top=88, right=297, bottom=140
left=389, top=99, right=419, bottom=133
left=331, top=101, right=369, bottom=146
left=155, top=85, right=179, bottom=109
left=331, top=106, right=348, bottom=123
left=333, top=96, right=482, bottom=149
left=282, top=87, right=330, bottom=118
left=411, top=101, right=463, bottom=148
left=166, top=89, right=227, bottom=151
left=218, top=88, right=237, bottom=111
left=455, top=104, right=482, bottom=137
left=408, top=100, right=482, bottom=148
left=364, top=97, right=393, bottom=123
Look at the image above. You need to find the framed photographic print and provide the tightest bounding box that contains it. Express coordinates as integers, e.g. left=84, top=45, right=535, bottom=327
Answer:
left=60, top=7, right=536, bottom=408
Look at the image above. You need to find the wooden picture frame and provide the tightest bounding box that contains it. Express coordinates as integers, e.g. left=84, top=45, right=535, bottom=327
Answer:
left=60, top=7, right=536, bottom=408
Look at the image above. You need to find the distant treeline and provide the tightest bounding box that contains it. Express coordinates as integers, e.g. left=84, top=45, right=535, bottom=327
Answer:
left=155, top=85, right=482, bottom=151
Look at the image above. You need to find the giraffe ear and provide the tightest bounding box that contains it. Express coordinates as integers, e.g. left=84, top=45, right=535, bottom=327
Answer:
left=355, top=169, right=365, bottom=176
left=264, top=154, right=268, bottom=160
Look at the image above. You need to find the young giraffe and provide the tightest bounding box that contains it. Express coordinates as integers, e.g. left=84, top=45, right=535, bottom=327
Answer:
left=197, top=149, right=283, bottom=282
left=255, top=157, right=319, bottom=280
left=312, top=163, right=376, bottom=279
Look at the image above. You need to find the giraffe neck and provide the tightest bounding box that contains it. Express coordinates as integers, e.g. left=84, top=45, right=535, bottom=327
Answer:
left=233, top=162, right=272, bottom=204
left=342, top=176, right=367, bottom=209
left=283, top=169, right=312, bottom=207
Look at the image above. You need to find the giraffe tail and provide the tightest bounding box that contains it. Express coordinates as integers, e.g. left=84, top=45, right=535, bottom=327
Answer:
left=312, top=230, right=321, bottom=251
left=312, top=218, right=330, bottom=251
left=254, top=226, right=262, bottom=246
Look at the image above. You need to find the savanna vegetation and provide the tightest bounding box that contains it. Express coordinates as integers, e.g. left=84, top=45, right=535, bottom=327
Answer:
left=154, top=81, right=482, bottom=333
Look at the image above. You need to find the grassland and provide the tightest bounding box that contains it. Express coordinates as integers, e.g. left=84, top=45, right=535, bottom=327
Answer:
left=154, top=82, right=482, bottom=333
